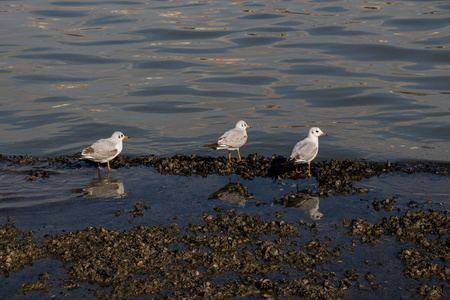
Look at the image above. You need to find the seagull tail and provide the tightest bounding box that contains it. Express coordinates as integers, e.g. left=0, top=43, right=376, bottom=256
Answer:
left=201, top=143, right=219, bottom=150
left=68, top=152, right=84, bottom=160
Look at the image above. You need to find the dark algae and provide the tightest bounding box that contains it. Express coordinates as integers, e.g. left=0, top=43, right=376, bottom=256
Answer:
left=2, top=208, right=448, bottom=299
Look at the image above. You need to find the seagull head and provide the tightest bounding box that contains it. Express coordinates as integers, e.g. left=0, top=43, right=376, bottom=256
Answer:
left=236, top=120, right=251, bottom=129
left=309, top=127, right=327, bottom=138
left=112, top=131, right=129, bottom=140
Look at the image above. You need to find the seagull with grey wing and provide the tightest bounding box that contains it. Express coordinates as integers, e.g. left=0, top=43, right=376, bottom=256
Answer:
left=285, top=127, right=327, bottom=177
left=201, top=120, right=251, bottom=164
left=76, top=131, right=129, bottom=172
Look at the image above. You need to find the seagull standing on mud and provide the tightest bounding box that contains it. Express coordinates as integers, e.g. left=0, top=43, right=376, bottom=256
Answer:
left=201, top=120, right=251, bottom=164
left=285, top=127, right=327, bottom=177
left=77, top=131, right=129, bottom=171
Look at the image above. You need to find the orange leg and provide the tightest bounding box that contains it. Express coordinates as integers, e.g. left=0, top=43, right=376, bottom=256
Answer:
left=237, top=149, right=246, bottom=162
left=107, top=161, right=111, bottom=171
left=98, top=162, right=101, bottom=170
left=228, top=151, right=235, bottom=164
left=295, top=165, right=301, bottom=174
left=308, top=163, right=311, bottom=177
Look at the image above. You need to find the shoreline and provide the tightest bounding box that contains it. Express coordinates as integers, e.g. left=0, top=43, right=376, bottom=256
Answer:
left=2, top=153, right=449, bottom=197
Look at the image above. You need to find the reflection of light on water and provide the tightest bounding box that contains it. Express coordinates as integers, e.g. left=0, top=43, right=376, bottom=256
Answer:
left=159, top=11, right=182, bottom=18
left=53, top=84, right=88, bottom=89
left=393, top=31, right=439, bottom=36
left=0, top=66, right=48, bottom=69
left=29, top=23, right=108, bottom=31
left=72, top=174, right=128, bottom=199
left=179, top=26, right=230, bottom=30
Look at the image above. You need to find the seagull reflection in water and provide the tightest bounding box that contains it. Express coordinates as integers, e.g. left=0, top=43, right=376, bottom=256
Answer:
left=208, top=176, right=254, bottom=207
left=72, top=171, right=129, bottom=198
left=277, top=189, right=323, bottom=220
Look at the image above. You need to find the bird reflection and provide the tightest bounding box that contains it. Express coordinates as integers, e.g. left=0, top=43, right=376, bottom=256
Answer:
left=278, top=190, right=323, bottom=220
left=72, top=171, right=128, bottom=198
left=208, top=176, right=253, bottom=206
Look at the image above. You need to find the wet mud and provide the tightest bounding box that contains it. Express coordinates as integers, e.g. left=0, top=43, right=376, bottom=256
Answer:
left=0, top=153, right=449, bottom=299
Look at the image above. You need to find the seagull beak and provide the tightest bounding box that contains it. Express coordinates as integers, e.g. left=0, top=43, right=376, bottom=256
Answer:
left=321, top=133, right=327, bottom=136
left=246, top=125, right=251, bottom=128
left=124, top=136, right=130, bottom=139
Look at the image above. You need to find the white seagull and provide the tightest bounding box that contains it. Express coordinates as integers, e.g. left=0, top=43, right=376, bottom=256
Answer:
left=286, top=127, right=327, bottom=177
left=78, top=131, right=129, bottom=171
left=201, top=120, right=251, bottom=163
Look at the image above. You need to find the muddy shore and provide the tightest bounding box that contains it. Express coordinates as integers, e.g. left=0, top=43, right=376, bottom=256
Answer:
left=0, top=154, right=448, bottom=299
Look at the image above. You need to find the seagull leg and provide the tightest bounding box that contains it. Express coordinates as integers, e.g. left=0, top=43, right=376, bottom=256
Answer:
left=107, top=162, right=111, bottom=172
left=229, top=151, right=235, bottom=164
left=308, top=163, right=311, bottom=177
left=237, top=149, right=246, bottom=162
left=295, top=165, right=301, bottom=174
left=98, top=162, right=101, bottom=170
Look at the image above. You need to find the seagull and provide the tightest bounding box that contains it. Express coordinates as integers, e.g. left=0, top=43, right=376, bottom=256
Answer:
left=78, top=131, right=129, bottom=171
left=201, top=120, right=251, bottom=163
left=286, top=127, right=327, bottom=177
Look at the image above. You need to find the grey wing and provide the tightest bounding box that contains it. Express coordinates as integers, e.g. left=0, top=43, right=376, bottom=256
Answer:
left=219, top=129, right=247, bottom=148
left=290, top=140, right=317, bottom=162
left=83, top=139, right=118, bottom=159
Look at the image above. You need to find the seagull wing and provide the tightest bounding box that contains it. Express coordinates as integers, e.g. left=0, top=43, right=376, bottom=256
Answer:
left=290, top=140, right=317, bottom=163
left=218, top=128, right=247, bottom=148
left=82, top=139, right=118, bottom=160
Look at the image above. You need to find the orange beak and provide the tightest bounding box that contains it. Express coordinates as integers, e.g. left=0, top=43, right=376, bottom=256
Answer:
left=124, top=136, right=130, bottom=139
left=246, top=125, right=251, bottom=128
left=322, top=133, right=327, bottom=136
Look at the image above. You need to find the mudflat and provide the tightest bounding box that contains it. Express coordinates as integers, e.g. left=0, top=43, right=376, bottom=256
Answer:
left=1, top=154, right=448, bottom=299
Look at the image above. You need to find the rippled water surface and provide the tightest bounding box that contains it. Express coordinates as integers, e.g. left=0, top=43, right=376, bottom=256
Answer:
left=1, top=0, right=449, bottom=161
left=0, top=1, right=449, bottom=297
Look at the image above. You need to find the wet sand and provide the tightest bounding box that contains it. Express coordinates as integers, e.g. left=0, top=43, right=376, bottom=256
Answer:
left=0, top=154, right=449, bottom=299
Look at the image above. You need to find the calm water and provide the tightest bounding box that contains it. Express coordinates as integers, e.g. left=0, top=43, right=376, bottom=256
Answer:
left=1, top=0, right=449, bottom=161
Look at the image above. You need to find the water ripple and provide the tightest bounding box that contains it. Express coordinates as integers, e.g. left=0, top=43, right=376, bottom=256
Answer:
left=0, top=0, right=448, bottom=161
